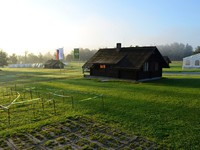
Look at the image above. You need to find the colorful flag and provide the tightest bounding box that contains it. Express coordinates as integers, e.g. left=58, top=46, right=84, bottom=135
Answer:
left=56, top=48, right=64, bottom=60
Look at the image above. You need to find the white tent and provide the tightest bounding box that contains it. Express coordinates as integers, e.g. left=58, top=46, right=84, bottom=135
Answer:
left=8, top=63, right=44, bottom=68
left=182, top=53, right=200, bottom=69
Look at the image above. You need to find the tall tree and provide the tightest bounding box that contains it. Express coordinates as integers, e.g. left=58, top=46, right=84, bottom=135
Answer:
left=9, top=53, right=18, bottom=64
left=157, top=42, right=193, bottom=61
left=0, top=50, right=8, bottom=67
left=27, top=53, right=39, bottom=63
left=193, top=46, right=200, bottom=54
left=38, top=53, right=44, bottom=63
left=66, top=54, right=73, bottom=62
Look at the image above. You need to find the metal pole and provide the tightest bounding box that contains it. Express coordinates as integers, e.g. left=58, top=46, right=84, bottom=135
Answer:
left=8, top=108, right=10, bottom=126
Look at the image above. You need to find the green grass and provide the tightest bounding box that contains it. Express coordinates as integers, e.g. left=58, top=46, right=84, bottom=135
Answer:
left=164, top=61, right=200, bottom=72
left=0, top=62, right=200, bottom=149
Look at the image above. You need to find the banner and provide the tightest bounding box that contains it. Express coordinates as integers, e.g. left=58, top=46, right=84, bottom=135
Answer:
left=74, top=48, right=79, bottom=59
left=56, top=48, right=64, bottom=60
left=56, top=49, right=59, bottom=60
left=58, top=48, right=64, bottom=60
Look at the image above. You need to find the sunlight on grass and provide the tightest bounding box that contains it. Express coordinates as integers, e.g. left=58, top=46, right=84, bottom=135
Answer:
left=0, top=62, right=200, bottom=149
left=164, top=61, right=200, bottom=72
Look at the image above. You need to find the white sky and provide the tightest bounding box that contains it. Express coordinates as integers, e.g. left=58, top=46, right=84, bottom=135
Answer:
left=0, top=0, right=200, bottom=55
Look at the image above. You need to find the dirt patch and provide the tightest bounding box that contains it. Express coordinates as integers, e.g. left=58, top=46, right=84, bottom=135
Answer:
left=0, top=116, right=163, bottom=149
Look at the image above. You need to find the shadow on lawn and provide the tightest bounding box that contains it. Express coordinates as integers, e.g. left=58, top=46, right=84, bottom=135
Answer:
left=147, top=77, right=200, bottom=89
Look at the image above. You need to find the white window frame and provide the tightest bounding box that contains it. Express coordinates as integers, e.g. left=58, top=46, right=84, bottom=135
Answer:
left=143, top=62, right=149, bottom=72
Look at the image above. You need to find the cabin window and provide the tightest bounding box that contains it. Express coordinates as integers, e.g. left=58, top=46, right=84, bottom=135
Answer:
left=185, top=60, right=190, bottom=65
left=100, top=64, right=106, bottom=69
left=143, top=62, right=149, bottom=72
left=195, top=60, right=200, bottom=66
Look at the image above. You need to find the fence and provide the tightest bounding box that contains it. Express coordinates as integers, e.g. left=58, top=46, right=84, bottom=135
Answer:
left=0, top=85, right=104, bottom=128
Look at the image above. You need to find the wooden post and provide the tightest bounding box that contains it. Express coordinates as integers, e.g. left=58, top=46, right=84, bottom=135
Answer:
left=48, top=92, right=51, bottom=99
left=33, top=103, right=36, bottom=118
left=48, top=93, right=51, bottom=105
left=24, top=91, right=26, bottom=99
left=10, top=87, right=13, bottom=96
left=8, top=108, right=10, bottom=126
left=53, top=99, right=56, bottom=115
left=62, top=91, right=65, bottom=102
left=101, top=95, right=104, bottom=110
left=42, top=98, right=44, bottom=112
left=71, top=96, right=74, bottom=109
left=30, top=90, right=33, bottom=99
left=9, top=91, right=11, bottom=101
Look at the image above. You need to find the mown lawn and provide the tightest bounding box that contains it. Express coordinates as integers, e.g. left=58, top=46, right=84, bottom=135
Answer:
left=164, top=61, right=200, bottom=72
left=0, top=63, right=200, bottom=149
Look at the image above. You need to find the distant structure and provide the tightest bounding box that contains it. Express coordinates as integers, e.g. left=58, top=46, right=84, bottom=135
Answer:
left=182, top=53, right=200, bottom=69
left=44, top=59, right=65, bottom=69
left=82, top=43, right=169, bottom=81
left=9, top=63, right=43, bottom=68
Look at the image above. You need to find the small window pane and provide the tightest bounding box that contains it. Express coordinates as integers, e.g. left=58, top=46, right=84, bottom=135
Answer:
left=195, top=60, right=199, bottom=66
left=100, top=65, right=106, bottom=68
left=143, top=62, right=149, bottom=72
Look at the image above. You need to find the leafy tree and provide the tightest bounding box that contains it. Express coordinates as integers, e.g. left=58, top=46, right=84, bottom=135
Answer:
left=9, top=53, right=18, bottom=64
left=38, top=53, right=44, bottom=63
left=66, top=54, right=73, bottom=62
left=0, top=50, right=8, bottom=67
left=16, top=51, right=54, bottom=64
left=157, top=42, right=193, bottom=61
left=184, top=44, right=193, bottom=56
left=193, top=46, right=200, bottom=54
left=43, top=52, right=54, bottom=61
left=27, top=53, right=39, bottom=63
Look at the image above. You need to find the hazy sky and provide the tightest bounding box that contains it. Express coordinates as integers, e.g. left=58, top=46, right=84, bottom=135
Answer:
left=0, top=0, right=200, bottom=55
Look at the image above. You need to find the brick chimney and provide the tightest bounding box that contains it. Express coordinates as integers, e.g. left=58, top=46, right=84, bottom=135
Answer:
left=116, top=43, right=121, bottom=52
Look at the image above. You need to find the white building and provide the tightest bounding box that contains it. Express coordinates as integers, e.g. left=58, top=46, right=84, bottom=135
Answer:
left=182, top=53, right=200, bottom=69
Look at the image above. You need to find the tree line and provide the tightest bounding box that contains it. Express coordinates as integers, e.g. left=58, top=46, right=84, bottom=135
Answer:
left=66, top=48, right=97, bottom=62
left=0, top=50, right=55, bottom=67
left=0, top=48, right=97, bottom=67
left=157, top=42, right=194, bottom=61
left=1, top=43, right=200, bottom=67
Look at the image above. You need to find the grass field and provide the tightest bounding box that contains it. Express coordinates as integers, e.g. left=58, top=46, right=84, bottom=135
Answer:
left=164, top=61, right=200, bottom=72
left=0, top=62, right=200, bottom=149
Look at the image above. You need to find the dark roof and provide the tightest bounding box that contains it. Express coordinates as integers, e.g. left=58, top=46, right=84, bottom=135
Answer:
left=44, top=59, right=64, bottom=66
left=83, top=46, right=169, bottom=69
left=163, top=56, right=172, bottom=63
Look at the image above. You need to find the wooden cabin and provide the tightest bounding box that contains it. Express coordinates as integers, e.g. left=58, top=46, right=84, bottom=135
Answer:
left=44, top=59, right=64, bottom=69
left=82, top=43, right=169, bottom=81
